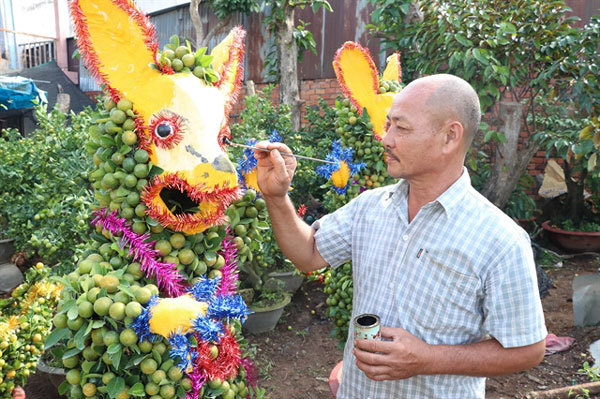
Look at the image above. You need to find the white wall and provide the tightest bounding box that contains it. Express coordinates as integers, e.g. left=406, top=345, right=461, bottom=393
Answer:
left=13, top=0, right=56, bottom=43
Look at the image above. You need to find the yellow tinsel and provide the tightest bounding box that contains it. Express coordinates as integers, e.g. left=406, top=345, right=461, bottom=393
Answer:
left=19, top=281, right=62, bottom=314
left=0, top=316, right=20, bottom=339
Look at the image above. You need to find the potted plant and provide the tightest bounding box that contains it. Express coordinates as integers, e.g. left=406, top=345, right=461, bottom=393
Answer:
left=534, top=99, right=600, bottom=251
left=243, top=278, right=291, bottom=334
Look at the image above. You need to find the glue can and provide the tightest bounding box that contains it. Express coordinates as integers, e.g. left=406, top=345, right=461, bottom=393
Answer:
left=353, top=313, right=381, bottom=340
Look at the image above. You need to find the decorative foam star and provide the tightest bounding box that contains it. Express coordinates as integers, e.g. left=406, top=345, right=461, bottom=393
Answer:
left=316, top=140, right=366, bottom=194
left=131, top=277, right=250, bottom=373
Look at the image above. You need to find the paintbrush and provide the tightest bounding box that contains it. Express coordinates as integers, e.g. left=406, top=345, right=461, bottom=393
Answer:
left=224, top=137, right=336, bottom=164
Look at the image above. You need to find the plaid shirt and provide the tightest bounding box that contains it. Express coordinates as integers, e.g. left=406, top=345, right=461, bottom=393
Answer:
left=313, top=169, right=547, bottom=399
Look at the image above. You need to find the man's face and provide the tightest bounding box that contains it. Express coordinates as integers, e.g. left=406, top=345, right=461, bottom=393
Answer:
left=382, top=84, right=445, bottom=180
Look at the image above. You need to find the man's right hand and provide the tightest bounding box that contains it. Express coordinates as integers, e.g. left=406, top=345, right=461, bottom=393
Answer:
left=255, top=141, right=296, bottom=199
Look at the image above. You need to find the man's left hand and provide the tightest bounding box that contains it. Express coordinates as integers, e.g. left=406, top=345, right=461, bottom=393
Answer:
left=353, top=326, right=431, bottom=381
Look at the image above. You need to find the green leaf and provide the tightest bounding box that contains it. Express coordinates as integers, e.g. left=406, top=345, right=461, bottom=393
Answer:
left=81, top=360, right=95, bottom=374
left=45, top=328, right=70, bottom=349
left=107, top=377, right=126, bottom=399
left=74, top=322, right=90, bottom=350
left=118, top=284, right=135, bottom=299
left=169, top=34, right=180, bottom=47
left=113, top=350, right=123, bottom=370
left=62, top=347, right=82, bottom=360
left=58, top=381, right=70, bottom=395
left=500, top=21, right=517, bottom=34
left=128, top=382, right=145, bottom=397
left=92, top=320, right=106, bottom=329
left=107, top=343, right=122, bottom=355
left=455, top=34, right=473, bottom=47
left=67, top=304, right=79, bottom=320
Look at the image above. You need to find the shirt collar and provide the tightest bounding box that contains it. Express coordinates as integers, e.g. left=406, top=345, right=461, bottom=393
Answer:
left=386, top=167, right=471, bottom=218
left=435, top=167, right=471, bottom=217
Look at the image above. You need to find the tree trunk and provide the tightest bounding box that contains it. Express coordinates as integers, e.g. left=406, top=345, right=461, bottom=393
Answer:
left=276, top=3, right=301, bottom=131
left=190, top=0, right=204, bottom=48
left=189, top=0, right=231, bottom=49
left=563, top=161, right=586, bottom=225
left=481, top=101, right=539, bottom=209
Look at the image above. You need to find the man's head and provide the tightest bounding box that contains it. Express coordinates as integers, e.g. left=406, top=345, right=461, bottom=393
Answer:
left=382, top=74, right=480, bottom=180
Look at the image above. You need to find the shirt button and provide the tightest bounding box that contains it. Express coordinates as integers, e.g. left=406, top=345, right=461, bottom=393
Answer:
left=402, top=234, right=409, bottom=241
left=388, top=283, right=394, bottom=289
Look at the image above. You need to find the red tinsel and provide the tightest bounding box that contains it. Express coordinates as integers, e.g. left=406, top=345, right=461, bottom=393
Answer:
left=216, top=27, right=246, bottom=148
left=194, top=330, right=240, bottom=382
left=134, top=115, right=153, bottom=153
left=148, top=110, right=185, bottom=149
left=141, top=173, right=241, bottom=232
left=296, top=204, right=307, bottom=218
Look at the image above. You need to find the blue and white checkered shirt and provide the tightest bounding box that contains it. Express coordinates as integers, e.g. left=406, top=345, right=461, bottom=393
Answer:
left=313, top=169, right=547, bottom=399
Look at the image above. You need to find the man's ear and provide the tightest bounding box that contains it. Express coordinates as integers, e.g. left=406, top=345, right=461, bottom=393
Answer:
left=443, top=121, right=464, bottom=153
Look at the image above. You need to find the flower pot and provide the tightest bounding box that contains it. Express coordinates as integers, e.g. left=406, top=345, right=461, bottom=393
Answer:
left=243, top=293, right=291, bottom=334
left=541, top=220, right=600, bottom=252
left=36, top=359, right=66, bottom=390
left=0, top=238, right=15, bottom=264
left=268, top=271, right=304, bottom=293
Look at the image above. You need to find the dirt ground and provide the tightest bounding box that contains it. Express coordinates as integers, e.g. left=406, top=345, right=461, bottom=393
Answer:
left=24, top=256, right=600, bottom=399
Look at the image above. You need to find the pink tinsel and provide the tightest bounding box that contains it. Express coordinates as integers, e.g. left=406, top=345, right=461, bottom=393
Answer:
left=91, top=209, right=186, bottom=297
left=216, top=230, right=239, bottom=297
left=241, top=357, right=258, bottom=388
left=186, top=368, right=206, bottom=399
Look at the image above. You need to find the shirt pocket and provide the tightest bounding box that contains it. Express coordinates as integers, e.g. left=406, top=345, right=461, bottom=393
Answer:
left=402, top=250, right=482, bottom=343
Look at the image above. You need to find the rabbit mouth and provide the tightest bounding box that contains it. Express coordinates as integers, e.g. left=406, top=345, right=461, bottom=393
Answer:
left=142, top=172, right=241, bottom=234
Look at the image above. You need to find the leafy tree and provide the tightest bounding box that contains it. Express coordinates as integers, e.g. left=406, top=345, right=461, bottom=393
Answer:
left=368, top=0, right=579, bottom=208
left=534, top=15, right=600, bottom=226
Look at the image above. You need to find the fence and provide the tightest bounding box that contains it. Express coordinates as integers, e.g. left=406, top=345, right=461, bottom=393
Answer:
left=18, top=40, right=56, bottom=69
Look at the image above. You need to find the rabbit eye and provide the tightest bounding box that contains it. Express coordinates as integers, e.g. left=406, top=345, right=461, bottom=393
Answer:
left=155, top=123, right=173, bottom=138
left=149, top=110, right=186, bottom=149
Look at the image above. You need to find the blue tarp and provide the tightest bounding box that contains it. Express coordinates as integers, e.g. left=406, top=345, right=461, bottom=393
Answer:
left=0, top=76, right=47, bottom=110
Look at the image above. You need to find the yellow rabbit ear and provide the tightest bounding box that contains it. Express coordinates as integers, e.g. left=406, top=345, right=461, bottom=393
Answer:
left=382, top=52, right=402, bottom=83
left=333, top=42, right=379, bottom=115
left=70, top=0, right=164, bottom=100
left=211, top=27, right=246, bottom=112
left=333, top=42, right=393, bottom=140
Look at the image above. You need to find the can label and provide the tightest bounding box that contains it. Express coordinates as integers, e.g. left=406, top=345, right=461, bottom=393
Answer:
left=353, top=313, right=381, bottom=340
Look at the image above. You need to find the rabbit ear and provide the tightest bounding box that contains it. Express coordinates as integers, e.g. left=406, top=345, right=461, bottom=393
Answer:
left=333, top=42, right=394, bottom=140
left=382, top=52, right=402, bottom=83
left=70, top=0, right=166, bottom=100
left=212, top=27, right=246, bottom=113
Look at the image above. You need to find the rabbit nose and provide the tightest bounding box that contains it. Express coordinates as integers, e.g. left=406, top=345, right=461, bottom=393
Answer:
left=212, top=153, right=236, bottom=173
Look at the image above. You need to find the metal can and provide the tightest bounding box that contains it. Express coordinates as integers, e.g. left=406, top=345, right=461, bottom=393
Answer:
left=353, top=313, right=381, bottom=340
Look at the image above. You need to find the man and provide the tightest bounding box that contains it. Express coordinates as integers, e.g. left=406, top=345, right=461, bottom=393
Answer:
left=254, top=74, right=546, bottom=398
